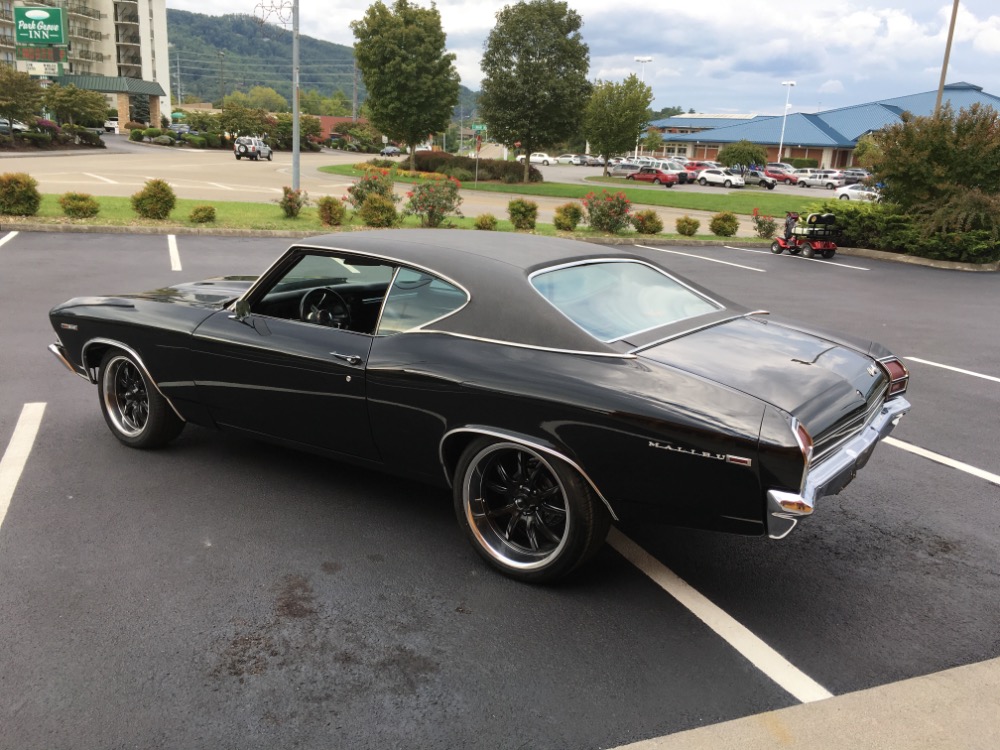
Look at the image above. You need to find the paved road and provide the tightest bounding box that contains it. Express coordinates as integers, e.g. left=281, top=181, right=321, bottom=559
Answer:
left=1, top=227, right=998, bottom=749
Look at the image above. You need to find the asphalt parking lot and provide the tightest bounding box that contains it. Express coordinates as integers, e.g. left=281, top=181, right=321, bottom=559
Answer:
left=1, top=228, right=997, bottom=749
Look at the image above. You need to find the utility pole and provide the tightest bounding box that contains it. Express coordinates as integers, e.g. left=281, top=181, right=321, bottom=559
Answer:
left=352, top=59, right=358, bottom=122
left=218, top=51, right=225, bottom=105
left=935, top=0, right=961, bottom=114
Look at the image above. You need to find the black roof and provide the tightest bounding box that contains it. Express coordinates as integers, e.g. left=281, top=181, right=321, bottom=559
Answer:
left=298, top=230, right=650, bottom=352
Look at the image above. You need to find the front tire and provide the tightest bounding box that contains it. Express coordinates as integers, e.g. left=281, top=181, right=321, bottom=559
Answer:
left=699, top=178, right=708, bottom=186
left=98, top=350, right=183, bottom=449
left=454, top=438, right=609, bottom=583
left=771, top=241, right=783, bottom=254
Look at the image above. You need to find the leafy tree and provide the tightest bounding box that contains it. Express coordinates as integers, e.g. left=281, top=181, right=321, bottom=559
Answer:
left=270, top=113, right=322, bottom=150
left=870, top=103, right=1000, bottom=236
left=852, top=133, right=882, bottom=169
left=582, top=75, right=651, bottom=176
left=717, top=139, right=768, bottom=169
left=223, top=91, right=253, bottom=109
left=42, top=84, right=108, bottom=127
left=352, top=0, right=460, bottom=169
left=641, top=126, right=663, bottom=156
left=247, top=86, right=288, bottom=112
left=300, top=89, right=324, bottom=116
left=0, top=68, right=42, bottom=136
left=650, top=105, right=684, bottom=119
left=479, top=0, right=591, bottom=181
left=321, top=90, right=353, bottom=116
left=219, top=104, right=271, bottom=138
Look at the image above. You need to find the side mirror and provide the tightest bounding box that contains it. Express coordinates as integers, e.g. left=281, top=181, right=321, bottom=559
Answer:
left=233, top=298, right=251, bottom=321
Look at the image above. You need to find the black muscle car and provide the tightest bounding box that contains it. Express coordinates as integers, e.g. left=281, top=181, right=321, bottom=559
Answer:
left=49, top=230, right=911, bottom=582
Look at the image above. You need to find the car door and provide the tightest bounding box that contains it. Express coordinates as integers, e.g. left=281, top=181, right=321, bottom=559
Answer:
left=189, top=251, right=395, bottom=460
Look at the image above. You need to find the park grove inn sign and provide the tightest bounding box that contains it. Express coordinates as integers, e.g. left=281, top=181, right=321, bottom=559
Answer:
left=14, top=7, right=67, bottom=46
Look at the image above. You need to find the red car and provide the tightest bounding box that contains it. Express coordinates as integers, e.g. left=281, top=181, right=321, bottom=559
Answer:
left=764, top=168, right=797, bottom=184
left=626, top=167, right=678, bottom=187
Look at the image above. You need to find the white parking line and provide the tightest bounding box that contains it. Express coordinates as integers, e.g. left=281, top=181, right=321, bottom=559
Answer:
left=608, top=528, right=834, bottom=703
left=207, top=182, right=235, bottom=191
left=637, top=245, right=765, bottom=272
left=0, top=231, right=18, bottom=248
left=904, top=357, right=1000, bottom=384
left=168, top=235, right=182, bottom=271
left=885, top=437, right=1000, bottom=486
left=0, top=403, right=46, bottom=530
left=723, top=245, right=870, bottom=271
left=83, top=172, right=118, bottom=185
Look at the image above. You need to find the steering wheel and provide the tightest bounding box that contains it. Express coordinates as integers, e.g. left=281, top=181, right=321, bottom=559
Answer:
left=299, top=287, right=352, bottom=329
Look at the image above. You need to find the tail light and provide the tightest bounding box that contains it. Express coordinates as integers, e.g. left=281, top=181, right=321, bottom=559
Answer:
left=879, top=357, right=909, bottom=395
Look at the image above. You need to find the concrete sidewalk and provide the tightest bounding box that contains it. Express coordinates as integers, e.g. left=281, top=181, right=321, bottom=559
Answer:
left=613, top=657, right=1000, bottom=750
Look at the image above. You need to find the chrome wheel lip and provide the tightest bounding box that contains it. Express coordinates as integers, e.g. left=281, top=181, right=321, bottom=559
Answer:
left=102, top=355, right=148, bottom=437
left=462, top=442, right=570, bottom=571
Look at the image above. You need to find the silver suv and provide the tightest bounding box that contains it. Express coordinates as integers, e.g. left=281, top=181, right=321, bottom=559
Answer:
left=234, top=136, right=273, bottom=161
left=798, top=170, right=846, bottom=189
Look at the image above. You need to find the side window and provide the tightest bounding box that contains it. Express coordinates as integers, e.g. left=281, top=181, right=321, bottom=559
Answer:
left=377, top=267, right=467, bottom=335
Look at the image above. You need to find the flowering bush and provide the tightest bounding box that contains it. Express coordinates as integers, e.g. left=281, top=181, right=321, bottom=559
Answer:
left=277, top=186, right=309, bottom=218
left=345, top=170, right=399, bottom=209
left=582, top=190, right=632, bottom=233
left=403, top=177, right=463, bottom=227
left=751, top=207, right=777, bottom=239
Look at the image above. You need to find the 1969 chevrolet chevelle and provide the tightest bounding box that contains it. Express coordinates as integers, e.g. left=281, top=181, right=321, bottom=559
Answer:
left=49, top=230, right=910, bottom=582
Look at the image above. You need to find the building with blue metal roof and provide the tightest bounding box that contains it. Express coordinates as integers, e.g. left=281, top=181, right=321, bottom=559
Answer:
left=651, top=82, right=1000, bottom=168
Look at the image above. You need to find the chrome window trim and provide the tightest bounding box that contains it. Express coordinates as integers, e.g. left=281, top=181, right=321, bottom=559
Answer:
left=627, top=314, right=750, bottom=354
left=440, top=427, right=619, bottom=521
left=527, top=258, right=726, bottom=344
left=81, top=338, right=186, bottom=423
left=398, top=329, right=636, bottom=358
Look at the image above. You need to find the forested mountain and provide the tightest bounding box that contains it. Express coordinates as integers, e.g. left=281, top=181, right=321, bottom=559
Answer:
left=166, top=9, right=478, bottom=118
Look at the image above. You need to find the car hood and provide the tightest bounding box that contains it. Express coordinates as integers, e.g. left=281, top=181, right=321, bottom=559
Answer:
left=637, top=317, right=887, bottom=429
left=118, top=276, right=257, bottom=308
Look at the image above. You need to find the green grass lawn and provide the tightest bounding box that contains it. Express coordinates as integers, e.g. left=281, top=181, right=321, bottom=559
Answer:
left=318, top=163, right=821, bottom=215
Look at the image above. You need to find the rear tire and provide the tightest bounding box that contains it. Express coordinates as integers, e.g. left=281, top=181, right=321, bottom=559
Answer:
left=771, top=241, right=783, bottom=254
left=454, top=437, right=610, bottom=583
left=822, top=249, right=836, bottom=259
left=98, top=350, right=184, bottom=449
left=724, top=180, right=732, bottom=187
left=802, top=245, right=815, bottom=258
left=699, top=178, right=707, bottom=186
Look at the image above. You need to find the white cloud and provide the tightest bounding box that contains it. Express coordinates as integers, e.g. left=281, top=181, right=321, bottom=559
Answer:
left=818, top=80, right=845, bottom=94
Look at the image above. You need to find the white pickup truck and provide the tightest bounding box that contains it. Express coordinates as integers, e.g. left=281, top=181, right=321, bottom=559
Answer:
left=104, top=117, right=118, bottom=132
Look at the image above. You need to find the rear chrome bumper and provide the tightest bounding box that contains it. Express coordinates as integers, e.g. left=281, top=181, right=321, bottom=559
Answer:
left=766, top=395, right=911, bottom=539
left=49, top=342, right=90, bottom=380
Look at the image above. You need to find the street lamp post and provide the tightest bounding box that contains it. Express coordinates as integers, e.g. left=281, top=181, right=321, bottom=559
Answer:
left=634, top=55, right=652, bottom=158
left=776, top=80, right=795, bottom=163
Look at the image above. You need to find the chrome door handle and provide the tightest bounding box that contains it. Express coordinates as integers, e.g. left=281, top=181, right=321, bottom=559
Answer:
left=330, top=352, right=363, bottom=365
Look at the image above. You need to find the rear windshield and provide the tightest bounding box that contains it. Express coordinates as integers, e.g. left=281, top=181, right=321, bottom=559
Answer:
left=530, top=261, right=722, bottom=342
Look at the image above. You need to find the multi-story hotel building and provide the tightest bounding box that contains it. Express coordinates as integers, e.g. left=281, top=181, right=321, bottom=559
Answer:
left=1, top=0, right=171, bottom=125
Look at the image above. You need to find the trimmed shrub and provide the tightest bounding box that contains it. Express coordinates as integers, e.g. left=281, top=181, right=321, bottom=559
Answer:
left=18, top=132, right=52, bottom=147
left=0, top=172, right=42, bottom=216
left=58, top=192, right=100, bottom=218
left=345, top=170, right=399, bottom=209
left=403, top=177, right=463, bottom=227
left=582, top=190, right=632, bottom=233
left=182, top=135, right=206, bottom=149
left=553, top=202, right=584, bottom=231
left=277, top=186, right=309, bottom=218
left=631, top=209, right=664, bottom=235
left=129, top=128, right=145, bottom=142
left=143, top=128, right=162, bottom=139
left=709, top=210, right=740, bottom=237
left=124, top=120, right=146, bottom=131
left=412, top=151, right=542, bottom=183
left=358, top=193, right=399, bottom=227
left=130, top=178, right=176, bottom=219
left=317, top=196, right=347, bottom=226
left=152, top=135, right=174, bottom=146
left=507, top=198, right=538, bottom=230
left=676, top=215, right=700, bottom=236
left=474, top=213, right=498, bottom=230
left=189, top=205, right=216, bottom=224
left=201, top=132, right=222, bottom=148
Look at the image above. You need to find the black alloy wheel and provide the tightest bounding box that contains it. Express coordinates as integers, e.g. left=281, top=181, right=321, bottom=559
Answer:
left=98, top=350, right=184, bottom=449
left=454, top=438, right=609, bottom=583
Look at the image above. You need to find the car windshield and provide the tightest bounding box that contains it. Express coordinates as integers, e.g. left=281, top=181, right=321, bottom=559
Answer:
left=530, top=261, right=722, bottom=342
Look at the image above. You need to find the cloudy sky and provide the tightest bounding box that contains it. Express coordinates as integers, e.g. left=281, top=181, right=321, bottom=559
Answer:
left=165, top=0, right=1000, bottom=114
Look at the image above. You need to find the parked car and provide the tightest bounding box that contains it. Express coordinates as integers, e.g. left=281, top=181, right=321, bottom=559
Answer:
left=586, top=154, right=605, bottom=166
left=626, top=167, right=678, bottom=187
left=799, top=170, right=846, bottom=189
left=792, top=168, right=820, bottom=181
left=515, top=152, right=557, bottom=166
left=555, top=154, right=577, bottom=164
left=764, top=168, right=798, bottom=184
left=842, top=168, right=871, bottom=184
left=380, top=145, right=401, bottom=157
left=651, top=160, right=692, bottom=184
left=47, top=229, right=910, bottom=583
left=1, top=118, right=28, bottom=134
left=233, top=136, right=273, bottom=161
left=610, top=161, right=642, bottom=177
left=766, top=162, right=795, bottom=172
left=836, top=183, right=880, bottom=201
left=103, top=117, right=118, bottom=132
left=744, top=170, right=777, bottom=189
left=698, top=168, right=745, bottom=188
left=168, top=124, right=192, bottom=135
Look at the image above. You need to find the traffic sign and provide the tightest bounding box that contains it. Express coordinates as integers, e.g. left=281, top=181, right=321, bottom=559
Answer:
left=471, top=124, right=487, bottom=132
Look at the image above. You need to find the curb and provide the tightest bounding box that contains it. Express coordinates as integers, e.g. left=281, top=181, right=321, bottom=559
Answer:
left=1, top=222, right=997, bottom=272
